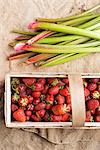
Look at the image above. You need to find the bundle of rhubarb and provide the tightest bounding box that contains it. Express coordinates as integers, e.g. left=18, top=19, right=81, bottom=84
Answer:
left=11, top=77, right=100, bottom=122
left=9, top=5, right=100, bottom=68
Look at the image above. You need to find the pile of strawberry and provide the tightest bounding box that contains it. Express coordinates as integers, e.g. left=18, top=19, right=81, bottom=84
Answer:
left=84, top=78, right=100, bottom=122
left=11, top=77, right=72, bottom=122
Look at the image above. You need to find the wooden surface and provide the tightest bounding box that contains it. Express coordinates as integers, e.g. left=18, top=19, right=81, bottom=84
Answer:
left=0, top=0, right=100, bottom=149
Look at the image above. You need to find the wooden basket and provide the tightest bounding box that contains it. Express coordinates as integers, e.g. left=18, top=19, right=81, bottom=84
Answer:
left=5, top=72, right=100, bottom=129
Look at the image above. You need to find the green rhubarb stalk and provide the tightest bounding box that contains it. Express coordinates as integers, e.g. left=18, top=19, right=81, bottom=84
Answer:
left=11, top=29, right=40, bottom=35
left=37, top=5, right=100, bottom=22
left=62, top=14, right=100, bottom=26
left=39, top=53, right=89, bottom=67
left=24, top=46, right=100, bottom=53
left=31, top=22, right=100, bottom=40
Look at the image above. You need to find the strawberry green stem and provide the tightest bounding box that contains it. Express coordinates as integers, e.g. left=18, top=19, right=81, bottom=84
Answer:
left=29, top=22, right=100, bottom=40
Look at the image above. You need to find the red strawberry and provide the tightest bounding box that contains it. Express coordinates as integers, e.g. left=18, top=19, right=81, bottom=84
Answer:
left=95, top=107, right=100, bottom=115
left=61, top=113, right=70, bottom=122
left=27, top=104, right=34, bottom=111
left=62, top=78, right=69, bottom=84
left=22, top=77, right=36, bottom=86
left=56, top=94, right=65, bottom=104
left=35, top=102, right=46, bottom=110
left=87, top=99, right=99, bottom=110
left=94, top=115, right=100, bottom=122
left=90, top=78, right=99, bottom=83
left=50, top=115, right=62, bottom=122
left=26, top=88, right=32, bottom=95
left=85, top=111, right=93, bottom=122
left=11, top=93, right=20, bottom=103
left=57, top=79, right=65, bottom=87
left=13, top=108, right=26, bottom=122
left=47, top=78, right=57, bottom=84
left=16, top=83, right=26, bottom=93
left=43, top=112, right=50, bottom=121
left=66, top=95, right=71, bottom=104
left=31, top=114, right=41, bottom=122
left=20, top=91, right=26, bottom=97
left=28, top=95, right=33, bottom=103
left=90, top=109, right=95, bottom=115
left=36, top=109, right=46, bottom=118
left=45, top=95, right=54, bottom=104
left=33, top=83, right=44, bottom=91
left=88, top=83, right=97, bottom=91
left=52, top=104, right=68, bottom=115
left=32, top=91, right=41, bottom=98
left=11, top=104, right=18, bottom=112
left=46, top=103, right=52, bottom=110
left=37, top=78, right=46, bottom=85
left=48, top=86, right=59, bottom=95
left=91, top=90, right=100, bottom=99
left=59, top=88, right=70, bottom=96
left=42, top=85, right=49, bottom=94
left=18, top=97, right=29, bottom=107
left=84, top=88, right=90, bottom=97
left=33, top=98, right=40, bottom=105
left=25, top=110, right=32, bottom=116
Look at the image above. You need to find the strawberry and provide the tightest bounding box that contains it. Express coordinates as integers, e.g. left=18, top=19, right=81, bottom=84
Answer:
left=51, top=104, right=68, bottom=115
left=42, top=85, right=49, bottom=94
left=35, top=102, right=46, bottom=110
left=48, top=86, right=59, bottom=95
left=36, top=109, right=46, bottom=118
left=47, top=78, right=57, bottom=84
left=84, top=88, right=90, bottom=97
left=59, top=88, right=70, bottom=96
left=25, top=110, right=32, bottom=116
left=22, top=77, right=36, bottom=86
left=26, top=88, right=32, bottom=95
left=91, top=90, right=100, bottom=99
left=31, top=114, right=41, bottom=122
left=62, top=78, right=69, bottom=84
left=16, top=83, right=26, bottom=93
left=94, top=115, right=100, bottom=122
left=61, top=113, right=70, bottom=122
left=33, top=83, right=44, bottom=91
left=87, top=83, right=97, bottom=91
left=57, top=79, right=65, bottom=87
left=32, top=91, right=41, bottom=98
left=18, top=97, right=29, bottom=107
left=45, top=95, right=54, bottom=104
left=33, top=98, right=40, bottom=105
left=27, top=104, right=34, bottom=111
left=95, top=107, right=100, bottom=115
left=87, top=99, right=99, bottom=110
left=11, top=93, right=20, bottom=103
left=56, top=94, right=65, bottom=104
left=13, top=108, right=26, bottom=122
left=20, top=91, right=26, bottom=97
left=50, top=115, right=62, bottom=122
left=85, top=111, right=93, bottom=122
left=28, top=95, right=33, bottom=103
left=46, top=103, right=52, bottom=110
left=11, top=104, right=18, bottom=112
left=90, top=78, right=99, bottom=83
left=43, top=112, right=50, bottom=121
left=91, top=109, right=95, bottom=115
left=66, top=95, right=71, bottom=104
left=37, top=78, right=46, bottom=85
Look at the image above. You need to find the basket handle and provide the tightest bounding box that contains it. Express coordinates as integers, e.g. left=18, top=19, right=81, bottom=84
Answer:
left=68, top=74, right=85, bottom=127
